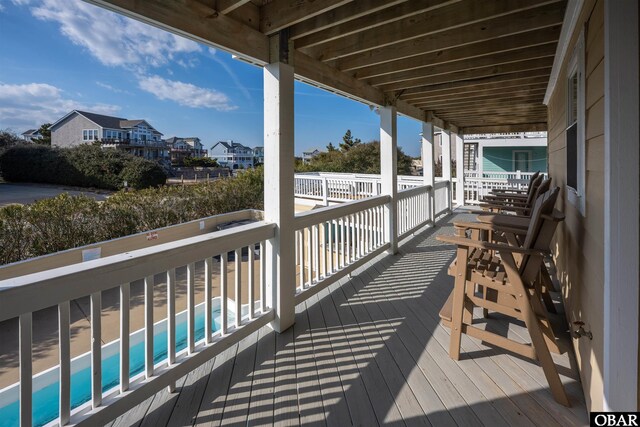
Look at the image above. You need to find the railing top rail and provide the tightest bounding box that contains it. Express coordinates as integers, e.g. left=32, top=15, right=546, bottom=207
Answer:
left=0, top=221, right=276, bottom=322
left=434, top=180, right=450, bottom=189
left=294, top=194, right=390, bottom=230
left=397, top=184, right=431, bottom=199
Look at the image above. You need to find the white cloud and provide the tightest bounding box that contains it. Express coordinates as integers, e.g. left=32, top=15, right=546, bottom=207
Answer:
left=0, top=82, right=119, bottom=130
left=138, top=75, right=236, bottom=111
left=96, top=81, right=131, bottom=95
left=27, top=0, right=201, bottom=69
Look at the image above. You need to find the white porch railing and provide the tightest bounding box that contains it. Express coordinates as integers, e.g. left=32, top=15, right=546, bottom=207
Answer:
left=294, top=172, right=423, bottom=204
left=0, top=181, right=445, bottom=426
left=0, top=215, right=275, bottom=427
left=455, top=171, right=544, bottom=204
left=397, top=185, right=431, bottom=240
left=293, top=195, right=390, bottom=303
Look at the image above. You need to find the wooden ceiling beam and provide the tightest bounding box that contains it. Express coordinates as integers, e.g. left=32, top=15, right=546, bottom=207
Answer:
left=379, top=57, right=554, bottom=92
left=288, top=0, right=411, bottom=41
left=217, top=0, right=252, bottom=14
left=260, top=0, right=353, bottom=35
left=399, top=69, right=551, bottom=98
left=304, top=0, right=560, bottom=61
left=414, top=91, right=547, bottom=109
left=462, top=123, right=547, bottom=133
left=334, top=1, right=565, bottom=71
left=401, top=80, right=549, bottom=102
left=353, top=26, right=560, bottom=80
left=367, top=43, right=556, bottom=87
left=293, top=0, right=457, bottom=47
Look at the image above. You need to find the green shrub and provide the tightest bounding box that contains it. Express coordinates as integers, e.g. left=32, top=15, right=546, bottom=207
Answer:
left=183, top=157, right=219, bottom=167
left=0, top=144, right=166, bottom=190
left=0, top=167, right=264, bottom=265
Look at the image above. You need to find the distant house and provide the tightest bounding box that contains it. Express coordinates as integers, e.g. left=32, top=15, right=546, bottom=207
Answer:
left=50, top=110, right=167, bottom=160
left=164, top=136, right=205, bottom=164
left=253, top=146, right=264, bottom=165
left=302, top=148, right=323, bottom=164
left=209, top=140, right=254, bottom=169
left=463, top=132, right=547, bottom=176
left=21, top=129, right=43, bottom=142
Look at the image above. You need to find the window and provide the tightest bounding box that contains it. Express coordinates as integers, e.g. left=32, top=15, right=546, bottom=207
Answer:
left=83, top=129, right=98, bottom=141
left=566, top=29, right=586, bottom=215
left=513, top=150, right=532, bottom=172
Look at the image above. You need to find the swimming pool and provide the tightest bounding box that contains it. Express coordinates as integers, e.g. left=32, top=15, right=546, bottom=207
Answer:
left=0, top=298, right=237, bottom=427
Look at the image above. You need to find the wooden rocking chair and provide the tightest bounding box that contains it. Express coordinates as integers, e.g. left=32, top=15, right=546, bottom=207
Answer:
left=437, top=187, right=570, bottom=406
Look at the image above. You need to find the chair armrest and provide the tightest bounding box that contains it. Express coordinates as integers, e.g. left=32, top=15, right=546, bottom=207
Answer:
left=475, top=213, right=531, bottom=228
left=436, top=235, right=547, bottom=256
left=484, top=193, right=528, bottom=201
left=479, top=203, right=529, bottom=214
left=452, top=221, right=528, bottom=236
left=490, top=189, right=528, bottom=195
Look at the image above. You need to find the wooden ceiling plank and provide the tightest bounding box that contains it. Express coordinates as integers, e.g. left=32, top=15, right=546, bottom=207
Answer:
left=289, top=0, right=411, bottom=40
left=414, top=91, right=547, bottom=108
left=399, top=69, right=552, bottom=98
left=405, top=83, right=549, bottom=103
left=304, top=0, right=560, bottom=61
left=260, top=0, right=353, bottom=35
left=400, top=77, right=547, bottom=102
left=367, top=43, right=556, bottom=87
left=462, top=123, right=548, bottom=133
left=353, top=26, right=560, bottom=80
left=379, top=57, right=554, bottom=92
left=217, top=0, right=252, bottom=14
left=335, top=1, right=566, bottom=71
left=293, top=0, right=458, bottom=47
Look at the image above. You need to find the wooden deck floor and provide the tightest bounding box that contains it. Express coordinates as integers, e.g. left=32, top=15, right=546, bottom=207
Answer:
left=107, top=213, right=589, bottom=427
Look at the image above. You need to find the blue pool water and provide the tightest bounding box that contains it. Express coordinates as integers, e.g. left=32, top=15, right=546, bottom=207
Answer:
left=0, top=306, right=226, bottom=427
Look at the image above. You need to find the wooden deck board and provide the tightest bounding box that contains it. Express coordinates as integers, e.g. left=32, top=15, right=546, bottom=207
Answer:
left=130, top=213, right=588, bottom=427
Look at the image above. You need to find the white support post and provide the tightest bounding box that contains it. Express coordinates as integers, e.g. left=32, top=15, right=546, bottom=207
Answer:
left=422, top=122, right=436, bottom=223
left=477, top=143, right=484, bottom=178
left=454, top=132, right=464, bottom=207
left=603, top=0, right=639, bottom=411
left=441, top=130, right=452, bottom=211
left=380, top=106, right=398, bottom=254
left=321, top=176, right=329, bottom=206
left=264, top=35, right=296, bottom=333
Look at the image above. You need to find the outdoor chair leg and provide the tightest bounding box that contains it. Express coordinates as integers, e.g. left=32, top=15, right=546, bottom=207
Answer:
left=449, top=246, right=469, bottom=360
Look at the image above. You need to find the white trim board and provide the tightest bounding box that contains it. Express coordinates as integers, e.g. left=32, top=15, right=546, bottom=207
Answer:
left=603, top=0, right=639, bottom=411
left=543, top=0, right=585, bottom=105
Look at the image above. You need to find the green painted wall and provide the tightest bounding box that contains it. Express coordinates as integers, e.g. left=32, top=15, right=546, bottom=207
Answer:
left=482, top=146, right=547, bottom=173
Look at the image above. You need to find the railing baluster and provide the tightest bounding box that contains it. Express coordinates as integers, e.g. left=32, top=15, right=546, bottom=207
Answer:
left=306, top=228, right=312, bottom=287
left=321, top=222, right=327, bottom=279
left=235, top=248, right=242, bottom=328
left=221, top=254, right=228, bottom=335
left=346, top=215, right=351, bottom=264
left=312, top=224, right=319, bottom=283
left=340, top=217, right=345, bottom=268
left=328, top=220, right=334, bottom=274
left=19, top=312, right=32, bottom=427
left=144, top=276, right=154, bottom=378
left=186, top=264, right=195, bottom=352
left=58, top=301, right=70, bottom=425
left=356, top=212, right=361, bottom=258
left=205, top=258, right=213, bottom=344
left=91, top=291, right=102, bottom=407
left=260, top=241, right=267, bottom=313
left=298, top=230, right=305, bottom=291
left=167, top=269, right=176, bottom=392
left=119, top=283, right=130, bottom=393
left=248, top=245, right=255, bottom=320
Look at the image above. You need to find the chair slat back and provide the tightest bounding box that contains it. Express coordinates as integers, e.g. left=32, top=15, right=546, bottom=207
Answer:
left=524, top=177, right=552, bottom=216
left=526, top=171, right=541, bottom=195
left=519, top=187, right=560, bottom=277
left=524, top=174, right=544, bottom=209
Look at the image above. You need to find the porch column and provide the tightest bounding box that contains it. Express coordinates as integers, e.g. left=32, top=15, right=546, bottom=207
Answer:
left=264, top=35, right=296, bottom=333
left=380, top=106, right=398, bottom=254
left=477, top=143, right=484, bottom=178
left=603, top=0, right=639, bottom=411
left=421, top=122, right=436, bottom=222
left=453, top=132, right=464, bottom=207
left=440, top=130, right=452, bottom=211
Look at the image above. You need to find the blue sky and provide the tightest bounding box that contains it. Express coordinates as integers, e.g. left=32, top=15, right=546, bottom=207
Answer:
left=0, top=0, right=423, bottom=156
